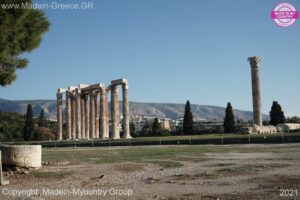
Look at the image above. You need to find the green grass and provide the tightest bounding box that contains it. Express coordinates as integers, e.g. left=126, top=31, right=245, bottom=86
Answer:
left=42, top=145, right=237, bottom=169
left=41, top=143, right=300, bottom=172
left=5, top=132, right=300, bottom=146
left=42, top=145, right=230, bottom=164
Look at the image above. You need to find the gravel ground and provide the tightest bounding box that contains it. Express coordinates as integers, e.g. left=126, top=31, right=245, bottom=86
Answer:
left=0, top=143, right=299, bottom=200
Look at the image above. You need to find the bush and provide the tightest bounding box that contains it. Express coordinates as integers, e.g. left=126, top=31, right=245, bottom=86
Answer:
left=34, top=127, right=56, bottom=141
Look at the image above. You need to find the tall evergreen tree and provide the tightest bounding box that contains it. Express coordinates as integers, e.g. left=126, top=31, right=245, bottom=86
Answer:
left=183, top=100, right=194, bottom=134
left=38, top=109, right=47, bottom=127
left=0, top=0, right=50, bottom=86
left=223, top=102, right=236, bottom=133
left=129, top=122, right=135, bottom=135
left=23, top=104, right=34, bottom=141
left=269, top=101, right=286, bottom=125
left=152, top=118, right=160, bottom=136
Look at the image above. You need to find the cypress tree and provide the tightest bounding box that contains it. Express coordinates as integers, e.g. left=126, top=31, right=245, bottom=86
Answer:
left=183, top=100, right=194, bottom=134
left=38, top=109, right=47, bottom=127
left=223, top=102, right=236, bottom=133
left=269, top=101, right=286, bottom=125
left=152, top=118, right=160, bottom=136
left=23, top=104, right=34, bottom=141
left=130, top=122, right=135, bottom=134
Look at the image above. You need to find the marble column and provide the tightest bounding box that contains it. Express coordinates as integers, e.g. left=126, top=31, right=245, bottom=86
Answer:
left=248, top=56, right=262, bottom=126
left=89, top=90, right=95, bottom=139
left=75, top=89, right=82, bottom=139
left=71, top=95, right=76, bottom=139
left=111, top=85, right=120, bottom=139
left=99, top=87, right=106, bottom=139
left=80, top=94, right=86, bottom=139
left=84, top=94, right=90, bottom=139
left=105, top=91, right=109, bottom=138
left=56, top=92, right=63, bottom=141
left=66, top=91, right=72, bottom=140
left=94, top=92, right=99, bottom=138
left=122, top=82, right=131, bottom=138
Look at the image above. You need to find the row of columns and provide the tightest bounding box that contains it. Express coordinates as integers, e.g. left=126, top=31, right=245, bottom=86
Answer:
left=56, top=79, right=131, bottom=140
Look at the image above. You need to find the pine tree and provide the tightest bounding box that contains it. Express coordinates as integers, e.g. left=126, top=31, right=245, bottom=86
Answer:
left=152, top=118, right=160, bottom=136
left=223, top=102, right=236, bottom=133
left=38, top=109, right=47, bottom=127
left=269, top=101, right=286, bottom=125
left=183, top=100, right=194, bottom=134
left=0, top=0, right=50, bottom=86
left=23, top=104, right=34, bottom=141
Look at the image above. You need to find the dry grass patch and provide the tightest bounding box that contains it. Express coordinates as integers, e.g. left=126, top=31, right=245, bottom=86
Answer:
left=114, top=163, right=144, bottom=172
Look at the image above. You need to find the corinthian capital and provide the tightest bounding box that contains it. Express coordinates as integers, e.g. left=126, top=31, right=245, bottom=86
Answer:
left=247, top=56, right=261, bottom=66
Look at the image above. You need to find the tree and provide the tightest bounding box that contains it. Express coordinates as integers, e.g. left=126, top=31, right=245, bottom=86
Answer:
left=286, top=116, right=300, bottom=123
left=269, top=101, right=286, bottom=125
left=223, top=102, right=236, bottom=133
left=129, top=122, right=135, bottom=135
left=34, top=127, right=56, bottom=141
left=152, top=118, right=160, bottom=136
left=23, top=104, right=35, bottom=141
left=183, top=100, right=194, bottom=134
left=0, top=0, right=50, bottom=86
left=38, top=109, right=47, bottom=127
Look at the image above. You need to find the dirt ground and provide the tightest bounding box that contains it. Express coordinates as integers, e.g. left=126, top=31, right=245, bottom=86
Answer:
left=0, top=143, right=299, bottom=200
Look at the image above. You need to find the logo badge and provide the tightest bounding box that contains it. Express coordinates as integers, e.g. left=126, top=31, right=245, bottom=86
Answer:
left=271, top=3, right=298, bottom=27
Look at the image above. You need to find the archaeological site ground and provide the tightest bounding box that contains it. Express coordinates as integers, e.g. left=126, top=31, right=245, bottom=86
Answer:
left=0, top=144, right=299, bottom=200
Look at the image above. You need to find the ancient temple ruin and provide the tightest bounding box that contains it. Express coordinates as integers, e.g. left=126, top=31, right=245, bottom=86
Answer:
left=56, top=78, right=131, bottom=140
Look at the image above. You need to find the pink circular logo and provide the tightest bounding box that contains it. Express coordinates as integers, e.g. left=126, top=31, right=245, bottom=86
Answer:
left=271, top=2, right=299, bottom=27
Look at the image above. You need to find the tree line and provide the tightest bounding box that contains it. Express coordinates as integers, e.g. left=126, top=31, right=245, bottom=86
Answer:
left=0, top=104, right=56, bottom=142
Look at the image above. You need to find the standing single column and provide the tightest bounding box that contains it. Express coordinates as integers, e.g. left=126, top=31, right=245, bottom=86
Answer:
left=56, top=92, right=63, bottom=140
left=75, top=89, right=82, bottom=139
left=99, top=87, right=106, bottom=139
left=122, top=82, right=131, bottom=138
left=84, top=94, right=90, bottom=139
left=66, top=91, right=72, bottom=140
left=94, top=92, right=99, bottom=138
left=248, top=56, right=262, bottom=126
left=89, top=90, right=95, bottom=139
left=81, top=94, right=86, bottom=139
left=111, top=85, right=120, bottom=139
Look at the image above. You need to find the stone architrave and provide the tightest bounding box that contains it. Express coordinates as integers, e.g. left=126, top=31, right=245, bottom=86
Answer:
left=248, top=56, right=262, bottom=126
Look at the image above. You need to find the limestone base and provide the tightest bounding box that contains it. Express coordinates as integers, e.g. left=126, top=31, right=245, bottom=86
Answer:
left=0, top=145, right=41, bottom=168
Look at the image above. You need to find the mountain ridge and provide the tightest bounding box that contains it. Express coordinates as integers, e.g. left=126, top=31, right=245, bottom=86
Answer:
left=0, top=99, right=269, bottom=121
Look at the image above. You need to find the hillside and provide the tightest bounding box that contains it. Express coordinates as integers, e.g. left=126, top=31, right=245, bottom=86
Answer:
left=0, top=99, right=269, bottom=121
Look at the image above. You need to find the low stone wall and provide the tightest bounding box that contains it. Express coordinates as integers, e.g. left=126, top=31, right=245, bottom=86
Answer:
left=0, top=144, right=41, bottom=168
left=277, top=123, right=300, bottom=132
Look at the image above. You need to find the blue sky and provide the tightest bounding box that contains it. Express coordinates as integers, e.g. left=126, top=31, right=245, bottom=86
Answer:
left=1, top=0, right=300, bottom=116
